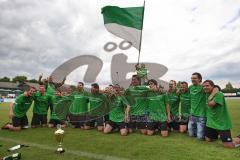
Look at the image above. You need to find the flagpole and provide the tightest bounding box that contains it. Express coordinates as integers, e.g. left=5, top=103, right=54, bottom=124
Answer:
left=137, top=0, right=145, bottom=64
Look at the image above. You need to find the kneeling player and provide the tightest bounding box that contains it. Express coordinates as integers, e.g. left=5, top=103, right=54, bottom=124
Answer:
left=124, top=75, right=149, bottom=134
left=48, top=89, right=66, bottom=128
left=146, top=79, right=171, bottom=136
left=85, top=83, right=109, bottom=131
left=203, top=80, right=239, bottom=148
left=104, top=84, right=130, bottom=136
left=8, top=86, right=35, bottom=131
left=31, top=85, right=51, bottom=128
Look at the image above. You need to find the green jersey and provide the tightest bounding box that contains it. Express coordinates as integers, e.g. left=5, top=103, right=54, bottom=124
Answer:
left=33, top=92, right=51, bottom=115
left=109, top=95, right=129, bottom=122
left=46, top=83, right=56, bottom=95
left=71, top=90, right=89, bottom=96
left=50, top=96, right=63, bottom=120
left=189, top=85, right=206, bottom=117
left=137, top=68, right=147, bottom=78
left=206, top=92, right=232, bottom=130
left=167, top=91, right=180, bottom=116
left=179, top=91, right=191, bottom=118
left=147, top=91, right=169, bottom=121
left=51, top=96, right=73, bottom=120
left=69, top=90, right=89, bottom=115
left=125, top=85, right=149, bottom=116
left=88, top=93, right=109, bottom=117
left=13, top=94, right=34, bottom=118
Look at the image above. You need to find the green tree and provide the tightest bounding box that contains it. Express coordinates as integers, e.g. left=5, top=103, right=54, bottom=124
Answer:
left=225, top=82, right=234, bottom=90
left=28, top=79, right=38, bottom=83
left=12, top=76, right=27, bottom=83
left=222, top=82, right=239, bottom=93
left=0, top=76, right=10, bottom=82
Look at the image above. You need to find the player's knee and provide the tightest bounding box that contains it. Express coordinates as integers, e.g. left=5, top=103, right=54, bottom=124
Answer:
left=161, top=131, right=168, bottom=137
left=223, top=142, right=235, bottom=148
left=48, top=124, right=54, bottom=128
left=103, top=128, right=111, bottom=134
left=120, top=131, right=127, bottom=136
left=179, top=130, right=184, bottom=133
left=147, top=131, right=154, bottom=136
left=179, top=128, right=186, bottom=133
left=61, top=124, right=66, bottom=128
left=84, top=126, right=91, bottom=130
left=120, top=129, right=128, bottom=136
left=97, top=126, right=103, bottom=132
left=140, top=129, right=147, bottom=135
left=128, top=129, right=133, bottom=134
left=205, top=137, right=212, bottom=142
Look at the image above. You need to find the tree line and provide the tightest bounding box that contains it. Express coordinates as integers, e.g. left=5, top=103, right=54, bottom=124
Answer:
left=0, top=76, right=38, bottom=83
left=0, top=76, right=239, bottom=93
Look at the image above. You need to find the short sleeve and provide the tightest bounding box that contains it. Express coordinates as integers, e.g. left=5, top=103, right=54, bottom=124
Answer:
left=213, top=92, right=224, bottom=106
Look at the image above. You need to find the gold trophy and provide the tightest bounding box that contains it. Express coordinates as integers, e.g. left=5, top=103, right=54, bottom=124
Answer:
left=54, top=125, right=65, bottom=153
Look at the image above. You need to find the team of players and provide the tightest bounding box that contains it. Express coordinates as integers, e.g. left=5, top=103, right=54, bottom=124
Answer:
left=5, top=73, right=240, bottom=148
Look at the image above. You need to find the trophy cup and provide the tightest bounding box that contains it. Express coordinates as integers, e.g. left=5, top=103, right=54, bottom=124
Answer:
left=54, top=125, right=65, bottom=154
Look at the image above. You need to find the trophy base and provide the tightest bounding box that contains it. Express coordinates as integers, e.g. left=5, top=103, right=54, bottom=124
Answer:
left=56, top=148, right=65, bottom=154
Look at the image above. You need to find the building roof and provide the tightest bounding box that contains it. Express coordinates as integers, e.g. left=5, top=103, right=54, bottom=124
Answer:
left=0, top=82, right=40, bottom=90
left=0, top=82, right=18, bottom=89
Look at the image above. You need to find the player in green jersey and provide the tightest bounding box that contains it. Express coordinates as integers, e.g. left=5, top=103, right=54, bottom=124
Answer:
left=125, top=75, right=149, bottom=134
left=8, top=86, right=35, bottom=131
left=179, top=81, right=191, bottom=133
left=188, top=72, right=219, bottom=139
left=104, top=84, right=130, bottom=136
left=167, top=80, right=180, bottom=131
left=135, top=63, right=148, bottom=85
left=146, top=79, right=171, bottom=137
left=69, top=82, right=89, bottom=129
left=48, top=89, right=66, bottom=128
left=31, top=85, right=51, bottom=128
left=203, top=80, right=239, bottom=148
left=38, top=74, right=66, bottom=113
left=188, top=72, right=207, bottom=139
left=85, top=83, right=109, bottom=131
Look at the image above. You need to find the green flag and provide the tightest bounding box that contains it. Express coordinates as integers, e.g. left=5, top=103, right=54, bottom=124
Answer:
left=101, top=6, right=144, bottom=50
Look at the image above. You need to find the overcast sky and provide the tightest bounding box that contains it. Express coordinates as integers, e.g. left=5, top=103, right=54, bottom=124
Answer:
left=0, top=0, right=239, bottom=88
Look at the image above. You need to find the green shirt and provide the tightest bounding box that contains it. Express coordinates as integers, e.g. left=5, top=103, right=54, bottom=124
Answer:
left=167, top=91, right=180, bottom=116
left=13, top=94, right=34, bottom=118
left=109, top=95, right=129, bottom=122
left=179, top=91, right=191, bottom=118
left=189, top=85, right=206, bottom=117
left=50, top=96, right=63, bottom=120
left=69, top=90, right=89, bottom=115
left=147, top=91, right=169, bottom=121
left=46, top=83, right=55, bottom=95
left=206, top=92, right=232, bottom=130
left=88, top=93, right=109, bottom=117
left=125, top=85, right=149, bottom=116
left=71, top=90, right=89, bottom=97
left=33, top=92, right=51, bottom=115
left=51, top=96, right=73, bottom=120
left=137, top=68, right=147, bottom=78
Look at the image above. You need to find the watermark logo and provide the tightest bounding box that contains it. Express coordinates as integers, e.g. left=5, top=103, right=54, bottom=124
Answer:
left=51, top=40, right=168, bottom=88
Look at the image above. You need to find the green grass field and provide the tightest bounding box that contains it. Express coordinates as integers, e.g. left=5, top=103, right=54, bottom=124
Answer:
left=0, top=99, right=240, bottom=160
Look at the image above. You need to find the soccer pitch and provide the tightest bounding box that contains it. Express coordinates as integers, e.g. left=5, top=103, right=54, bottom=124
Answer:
left=0, top=99, right=240, bottom=160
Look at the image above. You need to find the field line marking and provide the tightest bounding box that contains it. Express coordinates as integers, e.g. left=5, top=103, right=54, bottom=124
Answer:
left=0, top=137, right=129, bottom=160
